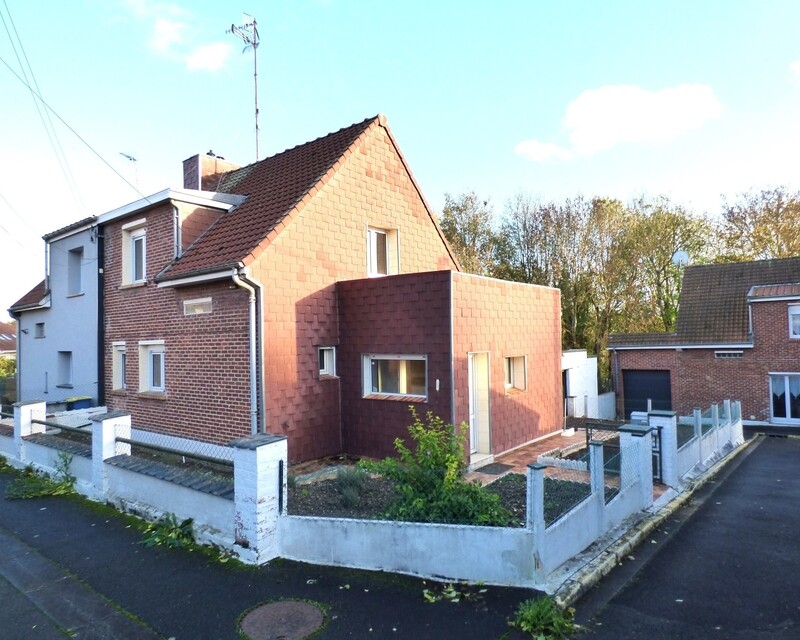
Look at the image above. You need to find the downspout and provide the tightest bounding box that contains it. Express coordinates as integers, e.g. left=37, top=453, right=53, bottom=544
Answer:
left=9, top=310, right=20, bottom=403
left=96, top=226, right=106, bottom=406
left=231, top=267, right=262, bottom=435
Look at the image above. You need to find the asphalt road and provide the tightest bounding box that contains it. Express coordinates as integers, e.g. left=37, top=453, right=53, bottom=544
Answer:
left=576, top=435, right=800, bottom=639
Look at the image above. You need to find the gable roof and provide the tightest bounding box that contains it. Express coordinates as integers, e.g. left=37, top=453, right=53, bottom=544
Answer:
left=9, top=280, right=49, bottom=314
left=0, top=321, right=16, bottom=353
left=157, top=115, right=458, bottom=281
left=609, top=256, right=800, bottom=348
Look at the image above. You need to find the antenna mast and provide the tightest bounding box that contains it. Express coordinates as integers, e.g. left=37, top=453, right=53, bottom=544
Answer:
left=228, top=14, right=260, bottom=160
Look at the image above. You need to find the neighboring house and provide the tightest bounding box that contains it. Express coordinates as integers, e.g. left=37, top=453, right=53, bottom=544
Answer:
left=9, top=221, right=101, bottom=407
left=561, top=349, right=600, bottom=420
left=12, top=115, right=563, bottom=464
left=608, top=257, right=800, bottom=424
left=0, top=321, right=16, bottom=359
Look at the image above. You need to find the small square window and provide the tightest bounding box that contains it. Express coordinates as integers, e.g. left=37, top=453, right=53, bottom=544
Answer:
left=504, top=356, right=527, bottom=391
left=34, top=322, right=45, bottom=338
left=184, top=297, right=212, bottom=316
left=138, top=340, right=165, bottom=393
left=319, top=346, right=336, bottom=377
left=789, top=305, right=800, bottom=339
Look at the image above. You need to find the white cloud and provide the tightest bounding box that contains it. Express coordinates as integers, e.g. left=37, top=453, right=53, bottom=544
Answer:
left=564, top=84, right=722, bottom=155
left=150, top=18, right=186, bottom=53
left=515, top=83, right=723, bottom=162
left=514, top=140, right=572, bottom=162
left=790, top=60, right=800, bottom=77
left=185, top=42, right=232, bottom=72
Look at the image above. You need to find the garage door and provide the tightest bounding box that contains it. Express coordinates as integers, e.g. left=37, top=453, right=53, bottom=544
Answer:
left=622, top=370, right=672, bottom=418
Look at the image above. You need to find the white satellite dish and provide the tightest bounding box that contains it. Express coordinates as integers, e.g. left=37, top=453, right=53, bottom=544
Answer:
left=672, top=250, right=690, bottom=266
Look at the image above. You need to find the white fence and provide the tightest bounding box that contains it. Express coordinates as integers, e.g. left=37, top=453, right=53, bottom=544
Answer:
left=1, top=398, right=744, bottom=591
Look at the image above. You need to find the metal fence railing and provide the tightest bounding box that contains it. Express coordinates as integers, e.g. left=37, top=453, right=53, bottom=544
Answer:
left=543, top=454, right=592, bottom=525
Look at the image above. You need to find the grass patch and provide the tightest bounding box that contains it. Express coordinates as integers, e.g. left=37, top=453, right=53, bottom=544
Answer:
left=6, top=452, right=76, bottom=500
left=509, top=596, right=575, bottom=639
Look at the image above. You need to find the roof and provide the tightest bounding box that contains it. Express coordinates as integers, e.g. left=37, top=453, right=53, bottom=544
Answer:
left=43, top=216, right=97, bottom=241
left=9, top=280, right=49, bottom=313
left=748, top=283, right=800, bottom=299
left=609, top=256, right=800, bottom=348
left=0, top=321, right=15, bottom=353
left=157, top=115, right=381, bottom=280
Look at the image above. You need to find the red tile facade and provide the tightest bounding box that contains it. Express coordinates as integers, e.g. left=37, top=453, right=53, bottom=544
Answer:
left=451, top=274, right=563, bottom=453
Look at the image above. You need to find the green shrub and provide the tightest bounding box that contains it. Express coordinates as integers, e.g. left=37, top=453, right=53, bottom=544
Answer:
left=509, top=596, right=575, bottom=639
left=336, top=467, right=367, bottom=508
left=141, top=513, right=195, bottom=549
left=6, top=452, right=76, bottom=500
left=361, top=408, right=512, bottom=526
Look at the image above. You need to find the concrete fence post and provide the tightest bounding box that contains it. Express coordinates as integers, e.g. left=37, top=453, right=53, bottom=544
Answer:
left=723, top=399, right=732, bottom=426
left=648, top=410, right=677, bottom=488
left=231, top=433, right=288, bottom=564
left=91, top=411, right=131, bottom=495
left=620, top=424, right=654, bottom=509
left=693, top=407, right=703, bottom=464
left=590, top=441, right=605, bottom=530
left=527, top=463, right=547, bottom=572
left=13, top=400, right=46, bottom=465
left=732, top=400, right=744, bottom=445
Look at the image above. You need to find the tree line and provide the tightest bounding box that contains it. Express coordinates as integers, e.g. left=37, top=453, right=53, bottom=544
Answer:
left=438, top=187, right=800, bottom=388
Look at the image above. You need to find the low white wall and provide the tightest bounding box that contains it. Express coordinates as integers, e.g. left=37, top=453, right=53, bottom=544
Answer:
left=604, top=483, right=642, bottom=530
left=278, top=516, right=536, bottom=587
left=0, top=433, right=13, bottom=457
left=676, top=438, right=699, bottom=477
left=106, top=465, right=234, bottom=548
left=541, top=495, right=601, bottom=575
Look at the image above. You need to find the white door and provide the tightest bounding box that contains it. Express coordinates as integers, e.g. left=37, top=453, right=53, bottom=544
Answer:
left=468, top=352, right=490, bottom=454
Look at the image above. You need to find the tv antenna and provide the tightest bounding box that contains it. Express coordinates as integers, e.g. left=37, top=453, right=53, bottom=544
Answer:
left=227, top=13, right=260, bottom=160
left=119, top=152, right=138, bottom=188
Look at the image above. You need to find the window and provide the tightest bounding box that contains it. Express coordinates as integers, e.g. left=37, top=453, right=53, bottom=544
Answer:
left=715, top=350, right=743, bottom=359
left=363, top=354, right=426, bottom=398
left=790, top=305, right=800, bottom=339
left=184, top=297, right=212, bottom=316
left=121, top=219, right=147, bottom=285
left=112, top=342, right=127, bottom=390
left=367, top=227, right=398, bottom=277
left=319, top=346, right=336, bottom=377
left=68, top=247, right=83, bottom=295
left=138, top=340, right=165, bottom=393
left=34, top=322, right=45, bottom=338
left=770, top=374, right=800, bottom=422
left=57, top=351, right=73, bottom=387
left=504, top=356, right=527, bottom=391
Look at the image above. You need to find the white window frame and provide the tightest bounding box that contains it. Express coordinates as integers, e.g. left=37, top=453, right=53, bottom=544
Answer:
left=789, top=305, right=800, bottom=339
left=367, top=227, right=399, bottom=277
left=362, top=354, right=427, bottom=399
left=121, top=218, right=147, bottom=285
left=504, top=355, right=527, bottom=391
left=184, top=297, right=212, bottom=316
left=67, top=246, right=83, bottom=295
left=138, top=340, right=165, bottom=393
left=112, top=342, right=127, bottom=390
left=769, top=372, right=800, bottom=423
left=57, top=351, right=73, bottom=387
left=318, top=346, right=336, bottom=377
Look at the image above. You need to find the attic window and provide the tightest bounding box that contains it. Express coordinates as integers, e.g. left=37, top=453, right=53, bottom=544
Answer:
left=184, top=297, right=212, bottom=316
left=715, top=351, right=743, bottom=359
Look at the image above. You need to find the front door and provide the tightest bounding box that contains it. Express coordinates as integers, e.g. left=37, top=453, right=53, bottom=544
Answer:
left=468, top=352, right=490, bottom=455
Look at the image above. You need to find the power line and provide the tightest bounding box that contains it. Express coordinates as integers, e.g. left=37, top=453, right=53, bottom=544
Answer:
left=0, top=1, right=86, bottom=213
left=0, top=53, right=152, bottom=205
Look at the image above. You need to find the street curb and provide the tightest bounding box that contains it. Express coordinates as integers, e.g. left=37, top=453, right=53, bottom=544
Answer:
left=552, top=437, right=758, bottom=609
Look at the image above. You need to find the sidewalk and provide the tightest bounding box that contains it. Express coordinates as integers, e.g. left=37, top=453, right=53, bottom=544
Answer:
left=0, top=473, right=535, bottom=640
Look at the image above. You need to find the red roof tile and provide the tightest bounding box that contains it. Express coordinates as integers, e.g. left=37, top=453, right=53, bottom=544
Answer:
left=748, top=283, right=800, bottom=299
left=610, top=257, right=800, bottom=348
left=9, top=280, right=48, bottom=313
left=158, top=116, right=380, bottom=280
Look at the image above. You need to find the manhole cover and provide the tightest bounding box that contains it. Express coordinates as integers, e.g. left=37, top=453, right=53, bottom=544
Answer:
left=240, top=600, right=325, bottom=640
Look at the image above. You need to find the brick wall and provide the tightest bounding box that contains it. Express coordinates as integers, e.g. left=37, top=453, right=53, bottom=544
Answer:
left=612, top=300, right=800, bottom=421
left=451, top=274, right=562, bottom=454
left=103, top=202, right=252, bottom=444
left=244, top=122, right=458, bottom=462
left=337, top=271, right=452, bottom=459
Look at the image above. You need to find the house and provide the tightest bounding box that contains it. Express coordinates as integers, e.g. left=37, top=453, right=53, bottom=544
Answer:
left=9, top=220, right=101, bottom=408
left=0, top=321, right=16, bottom=359
left=12, top=115, right=563, bottom=464
left=608, top=257, right=800, bottom=425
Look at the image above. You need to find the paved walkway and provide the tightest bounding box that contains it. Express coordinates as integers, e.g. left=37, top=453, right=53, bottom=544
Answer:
left=576, top=435, right=800, bottom=639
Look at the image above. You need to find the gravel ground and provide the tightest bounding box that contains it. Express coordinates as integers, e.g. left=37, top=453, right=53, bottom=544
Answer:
left=288, top=472, right=528, bottom=526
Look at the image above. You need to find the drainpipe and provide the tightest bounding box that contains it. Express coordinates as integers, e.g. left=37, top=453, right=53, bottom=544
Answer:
left=231, top=267, right=262, bottom=435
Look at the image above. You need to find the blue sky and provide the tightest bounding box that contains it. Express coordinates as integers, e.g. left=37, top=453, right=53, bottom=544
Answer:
left=2, top=0, right=800, bottom=317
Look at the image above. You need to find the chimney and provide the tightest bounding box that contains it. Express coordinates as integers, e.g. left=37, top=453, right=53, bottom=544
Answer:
left=183, top=153, right=241, bottom=191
